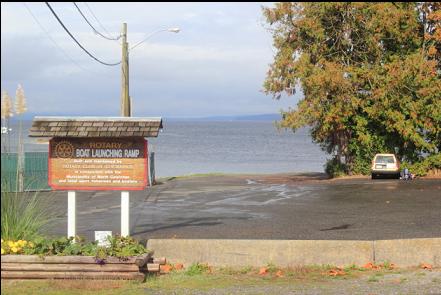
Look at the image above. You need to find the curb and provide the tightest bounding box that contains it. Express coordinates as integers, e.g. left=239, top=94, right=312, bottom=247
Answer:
left=147, top=238, right=441, bottom=267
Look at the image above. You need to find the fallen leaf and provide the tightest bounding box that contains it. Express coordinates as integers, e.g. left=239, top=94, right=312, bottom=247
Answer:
left=258, top=267, right=268, bottom=275
left=363, top=262, right=382, bottom=270
left=421, top=263, right=432, bottom=270
left=328, top=269, right=346, bottom=276
left=160, top=264, right=173, bottom=273
left=174, top=263, right=184, bottom=270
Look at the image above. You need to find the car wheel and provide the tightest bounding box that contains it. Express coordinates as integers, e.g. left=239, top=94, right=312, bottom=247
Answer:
left=371, top=174, right=376, bottom=180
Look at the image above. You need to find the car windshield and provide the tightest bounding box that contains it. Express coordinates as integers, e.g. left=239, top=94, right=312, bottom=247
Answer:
left=375, top=156, right=395, bottom=164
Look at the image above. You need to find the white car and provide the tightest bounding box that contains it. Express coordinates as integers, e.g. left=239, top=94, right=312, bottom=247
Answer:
left=371, top=154, right=400, bottom=179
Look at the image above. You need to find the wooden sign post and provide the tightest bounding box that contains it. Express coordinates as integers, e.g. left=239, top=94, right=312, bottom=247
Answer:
left=29, top=117, right=162, bottom=239
left=68, top=191, right=76, bottom=238
left=49, top=137, right=148, bottom=238
left=48, top=137, right=147, bottom=191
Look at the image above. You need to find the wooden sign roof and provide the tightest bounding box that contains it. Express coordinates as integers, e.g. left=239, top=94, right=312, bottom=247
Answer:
left=29, top=116, right=163, bottom=138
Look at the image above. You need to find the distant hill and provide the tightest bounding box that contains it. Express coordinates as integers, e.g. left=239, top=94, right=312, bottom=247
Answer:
left=166, top=113, right=282, bottom=122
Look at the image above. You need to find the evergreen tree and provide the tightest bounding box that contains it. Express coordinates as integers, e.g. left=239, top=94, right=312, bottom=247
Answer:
left=263, top=2, right=441, bottom=175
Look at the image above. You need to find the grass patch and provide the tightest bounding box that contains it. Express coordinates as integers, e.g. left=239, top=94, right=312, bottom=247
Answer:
left=218, top=266, right=253, bottom=275
left=185, top=262, right=211, bottom=276
left=1, top=265, right=429, bottom=294
left=368, top=275, right=379, bottom=282
left=1, top=280, right=142, bottom=295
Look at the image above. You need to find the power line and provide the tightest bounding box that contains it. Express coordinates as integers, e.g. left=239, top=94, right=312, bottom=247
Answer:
left=72, top=2, right=120, bottom=41
left=22, top=3, right=89, bottom=73
left=45, top=2, right=121, bottom=66
left=83, top=2, right=121, bottom=44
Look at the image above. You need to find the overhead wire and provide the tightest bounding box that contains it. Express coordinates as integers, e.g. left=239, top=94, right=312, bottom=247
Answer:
left=83, top=2, right=121, bottom=44
left=72, top=2, right=121, bottom=41
left=45, top=2, right=121, bottom=66
left=22, top=2, right=89, bottom=73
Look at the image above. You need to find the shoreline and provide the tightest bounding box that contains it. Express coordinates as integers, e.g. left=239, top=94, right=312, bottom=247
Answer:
left=157, top=171, right=441, bottom=185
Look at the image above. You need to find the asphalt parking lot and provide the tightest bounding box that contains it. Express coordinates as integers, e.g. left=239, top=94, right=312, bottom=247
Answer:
left=44, top=174, right=441, bottom=241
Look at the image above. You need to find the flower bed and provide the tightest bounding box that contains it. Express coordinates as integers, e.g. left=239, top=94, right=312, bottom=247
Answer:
left=1, top=236, right=166, bottom=280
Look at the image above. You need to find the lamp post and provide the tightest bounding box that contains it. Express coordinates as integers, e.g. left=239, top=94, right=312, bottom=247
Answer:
left=120, top=24, right=180, bottom=117
left=118, top=23, right=179, bottom=237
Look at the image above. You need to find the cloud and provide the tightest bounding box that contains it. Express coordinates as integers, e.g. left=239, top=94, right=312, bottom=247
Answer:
left=1, top=2, right=297, bottom=117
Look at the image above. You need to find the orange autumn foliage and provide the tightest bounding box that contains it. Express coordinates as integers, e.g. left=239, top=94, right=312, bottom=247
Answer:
left=421, top=263, right=433, bottom=270
left=160, top=264, right=173, bottom=273
left=258, top=267, right=268, bottom=275
left=174, top=263, right=184, bottom=270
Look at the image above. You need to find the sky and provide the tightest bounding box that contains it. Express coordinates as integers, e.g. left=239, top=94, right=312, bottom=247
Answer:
left=1, top=2, right=301, bottom=118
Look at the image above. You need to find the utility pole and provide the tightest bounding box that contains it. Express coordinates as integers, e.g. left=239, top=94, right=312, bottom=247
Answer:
left=118, top=23, right=179, bottom=237
left=121, top=23, right=130, bottom=117
left=120, top=23, right=130, bottom=238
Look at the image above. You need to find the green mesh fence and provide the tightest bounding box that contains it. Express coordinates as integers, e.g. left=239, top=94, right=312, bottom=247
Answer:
left=1, top=152, right=50, bottom=192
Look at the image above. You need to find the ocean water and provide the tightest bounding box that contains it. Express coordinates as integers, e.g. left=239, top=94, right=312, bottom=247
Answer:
left=1, top=120, right=328, bottom=177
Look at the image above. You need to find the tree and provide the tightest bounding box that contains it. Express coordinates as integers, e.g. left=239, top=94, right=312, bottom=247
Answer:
left=263, top=2, right=441, bottom=175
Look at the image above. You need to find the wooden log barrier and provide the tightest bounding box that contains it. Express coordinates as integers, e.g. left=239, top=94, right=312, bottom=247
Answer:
left=1, top=271, right=145, bottom=280
left=145, top=263, right=160, bottom=272
left=1, top=254, right=164, bottom=280
left=135, top=253, right=153, bottom=267
left=1, top=263, right=140, bottom=272
left=152, top=257, right=166, bottom=265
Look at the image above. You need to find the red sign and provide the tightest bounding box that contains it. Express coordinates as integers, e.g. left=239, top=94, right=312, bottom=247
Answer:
left=49, top=137, right=147, bottom=191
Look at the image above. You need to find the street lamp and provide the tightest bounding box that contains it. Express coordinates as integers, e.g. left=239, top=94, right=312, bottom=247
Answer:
left=120, top=24, right=180, bottom=117
left=130, top=28, right=180, bottom=51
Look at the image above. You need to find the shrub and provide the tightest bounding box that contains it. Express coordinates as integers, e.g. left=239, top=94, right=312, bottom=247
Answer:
left=324, top=158, right=348, bottom=178
left=401, top=154, right=441, bottom=176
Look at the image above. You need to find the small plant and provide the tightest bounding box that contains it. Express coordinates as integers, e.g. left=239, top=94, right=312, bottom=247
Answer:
left=381, top=261, right=396, bottom=270
left=1, top=182, right=53, bottom=241
left=343, top=264, right=359, bottom=272
left=185, top=263, right=210, bottom=276
left=239, top=266, right=253, bottom=274
left=1, top=239, right=35, bottom=255
left=266, top=262, right=278, bottom=274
